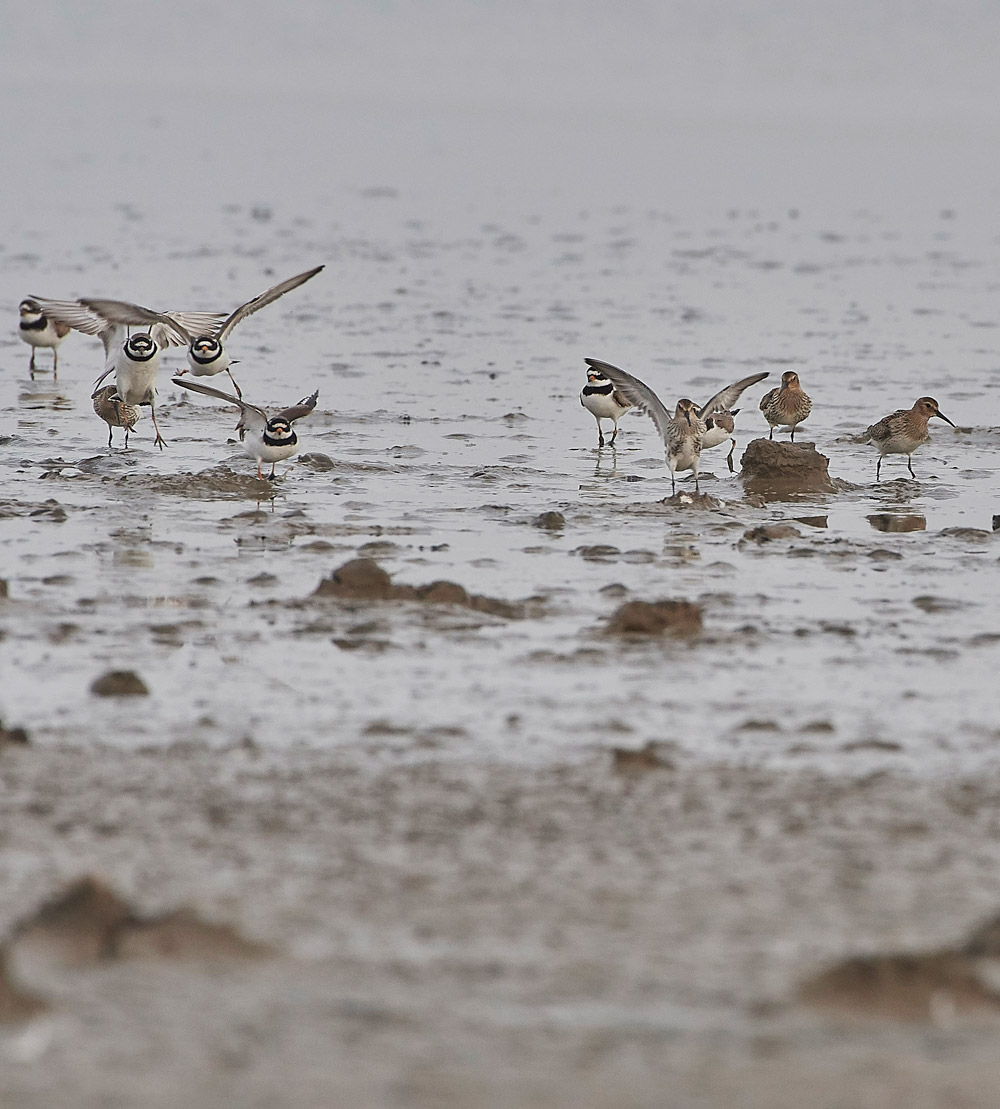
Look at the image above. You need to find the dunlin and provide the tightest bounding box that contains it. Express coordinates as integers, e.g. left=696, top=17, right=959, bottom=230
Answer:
left=866, top=396, right=955, bottom=480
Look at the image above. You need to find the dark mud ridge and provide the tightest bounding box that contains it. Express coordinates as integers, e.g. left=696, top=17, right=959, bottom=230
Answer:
left=800, top=909, right=1000, bottom=1021
left=312, top=558, right=532, bottom=618
left=1, top=875, right=270, bottom=1024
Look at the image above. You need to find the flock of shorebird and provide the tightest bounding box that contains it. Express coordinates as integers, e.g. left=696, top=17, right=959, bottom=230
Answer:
left=579, top=359, right=957, bottom=488
left=17, top=266, right=324, bottom=478
left=17, top=269, right=956, bottom=486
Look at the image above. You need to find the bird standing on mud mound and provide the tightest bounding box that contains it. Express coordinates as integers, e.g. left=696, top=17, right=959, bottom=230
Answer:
left=18, top=298, right=71, bottom=376
left=583, top=358, right=708, bottom=493
left=173, top=376, right=319, bottom=479
left=30, top=296, right=224, bottom=449
left=92, top=384, right=141, bottom=449
left=759, top=371, right=812, bottom=441
left=580, top=365, right=632, bottom=446
left=77, top=266, right=324, bottom=400
left=866, top=397, right=956, bottom=481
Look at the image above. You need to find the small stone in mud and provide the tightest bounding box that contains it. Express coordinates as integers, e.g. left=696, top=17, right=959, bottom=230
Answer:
left=0, top=721, right=29, bottom=746
left=742, top=524, right=802, bottom=543
left=577, top=544, right=620, bottom=561
left=795, top=515, right=828, bottom=528
left=532, top=510, right=565, bottom=530
left=912, top=595, right=965, bottom=614
left=612, top=741, right=675, bottom=773
left=296, top=452, right=336, bottom=471
left=740, top=439, right=834, bottom=494
left=246, top=572, right=279, bottom=587
left=607, top=600, right=702, bottom=637
left=90, top=670, right=149, bottom=697
left=868, top=514, right=926, bottom=533
left=314, top=558, right=394, bottom=600
left=993, top=515, right=1000, bottom=532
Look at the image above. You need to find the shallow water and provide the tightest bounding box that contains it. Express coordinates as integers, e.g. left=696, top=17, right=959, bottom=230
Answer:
left=3, top=2, right=1000, bottom=777
left=3, top=198, right=999, bottom=775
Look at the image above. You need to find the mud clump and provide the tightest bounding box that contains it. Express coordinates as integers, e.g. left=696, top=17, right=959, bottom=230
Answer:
left=740, top=438, right=834, bottom=495
left=868, top=514, right=926, bottom=533
left=12, top=876, right=271, bottom=967
left=90, top=670, right=150, bottom=697
left=799, top=951, right=999, bottom=1021
left=313, top=559, right=526, bottom=618
left=612, top=741, right=676, bottom=773
left=800, top=907, right=1000, bottom=1021
left=532, top=510, right=566, bottom=530
left=314, top=558, right=394, bottom=600
left=607, top=600, right=702, bottom=637
left=0, top=720, right=29, bottom=747
left=742, top=524, right=802, bottom=543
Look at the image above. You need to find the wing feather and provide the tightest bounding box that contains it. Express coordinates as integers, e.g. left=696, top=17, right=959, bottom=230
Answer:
left=171, top=375, right=267, bottom=427
left=216, top=265, right=324, bottom=341
left=698, top=371, right=769, bottom=418
left=275, top=389, right=319, bottom=424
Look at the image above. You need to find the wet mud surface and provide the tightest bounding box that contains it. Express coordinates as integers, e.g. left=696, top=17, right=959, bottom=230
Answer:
left=5, top=3, right=1000, bottom=1103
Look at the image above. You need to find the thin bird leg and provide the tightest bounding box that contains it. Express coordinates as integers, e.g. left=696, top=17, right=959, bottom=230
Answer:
left=257, top=461, right=264, bottom=480
left=29, top=349, right=36, bottom=375
left=107, top=425, right=113, bottom=450
left=53, top=350, right=59, bottom=378
left=790, top=426, right=796, bottom=442
left=726, top=440, right=735, bottom=473
left=768, top=426, right=774, bottom=440
left=609, top=423, right=618, bottom=445
left=269, top=463, right=277, bottom=480
left=149, top=403, right=167, bottom=450
left=875, top=457, right=882, bottom=481
left=124, top=426, right=131, bottom=449
left=907, top=455, right=916, bottom=479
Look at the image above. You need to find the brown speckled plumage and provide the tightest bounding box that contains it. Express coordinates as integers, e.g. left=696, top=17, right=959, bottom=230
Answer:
left=759, top=371, right=812, bottom=441
left=92, top=385, right=141, bottom=449
left=866, top=396, right=955, bottom=480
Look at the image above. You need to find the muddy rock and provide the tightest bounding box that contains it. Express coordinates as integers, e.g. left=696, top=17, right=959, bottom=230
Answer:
left=868, top=514, right=926, bottom=533
left=90, top=670, right=150, bottom=697
left=739, top=438, right=834, bottom=495
left=607, top=599, right=702, bottom=636
left=532, top=510, right=566, bottom=530
left=742, top=523, right=802, bottom=543
left=799, top=950, right=1000, bottom=1021
left=313, top=559, right=526, bottom=618
left=612, top=741, right=676, bottom=773
left=0, top=720, right=29, bottom=747
left=12, top=876, right=271, bottom=967
left=314, top=558, right=394, bottom=600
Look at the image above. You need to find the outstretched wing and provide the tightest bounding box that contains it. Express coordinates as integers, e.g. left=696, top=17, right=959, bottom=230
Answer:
left=32, top=296, right=128, bottom=360
left=31, top=296, right=108, bottom=338
left=80, top=299, right=226, bottom=348
left=583, top=358, right=674, bottom=446
left=171, top=376, right=268, bottom=436
left=698, top=371, right=769, bottom=418
left=80, top=298, right=192, bottom=346
left=275, top=389, right=319, bottom=424
left=216, top=265, right=324, bottom=342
